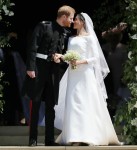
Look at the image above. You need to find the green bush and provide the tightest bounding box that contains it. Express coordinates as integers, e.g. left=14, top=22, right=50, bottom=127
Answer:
left=93, top=0, right=137, bottom=144
left=0, top=0, right=14, bottom=113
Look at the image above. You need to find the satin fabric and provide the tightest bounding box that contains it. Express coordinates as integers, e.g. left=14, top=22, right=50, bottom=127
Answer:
left=54, top=35, right=120, bottom=146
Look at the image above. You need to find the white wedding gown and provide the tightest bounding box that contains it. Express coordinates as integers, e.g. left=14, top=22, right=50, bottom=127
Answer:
left=54, top=35, right=120, bottom=146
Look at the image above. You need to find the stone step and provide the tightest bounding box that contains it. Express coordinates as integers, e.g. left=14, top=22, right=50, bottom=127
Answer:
left=0, top=135, right=125, bottom=146
left=0, top=125, right=122, bottom=135
left=0, top=126, right=125, bottom=146
left=0, top=126, right=61, bottom=146
left=0, top=135, right=44, bottom=146
left=0, top=126, right=61, bottom=136
left=0, top=146, right=137, bottom=150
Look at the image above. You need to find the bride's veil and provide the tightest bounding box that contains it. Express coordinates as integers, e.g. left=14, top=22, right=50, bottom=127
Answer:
left=81, top=12, right=110, bottom=99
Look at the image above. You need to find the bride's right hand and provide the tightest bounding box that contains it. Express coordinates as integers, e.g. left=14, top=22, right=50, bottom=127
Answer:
left=53, top=53, right=64, bottom=63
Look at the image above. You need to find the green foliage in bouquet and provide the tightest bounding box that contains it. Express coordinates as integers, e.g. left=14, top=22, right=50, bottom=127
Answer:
left=63, top=50, right=81, bottom=69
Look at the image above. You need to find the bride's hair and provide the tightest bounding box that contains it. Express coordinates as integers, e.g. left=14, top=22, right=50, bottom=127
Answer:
left=76, top=13, right=86, bottom=30
left=77, top=13, right=85, bottom=22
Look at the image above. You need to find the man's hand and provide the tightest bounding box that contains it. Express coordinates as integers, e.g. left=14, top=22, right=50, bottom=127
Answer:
left=27, top=71, right=36, bottom=78
left=52, top=53, right=63, bottom=63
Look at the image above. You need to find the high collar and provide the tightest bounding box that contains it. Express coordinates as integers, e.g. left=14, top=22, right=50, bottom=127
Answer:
left=53, top=21, right=65, bottom=33
left=53, top=21, right=71, bottom=36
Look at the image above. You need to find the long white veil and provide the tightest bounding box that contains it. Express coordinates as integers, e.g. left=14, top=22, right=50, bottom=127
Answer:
left=81, top=12, right=110, bottom=99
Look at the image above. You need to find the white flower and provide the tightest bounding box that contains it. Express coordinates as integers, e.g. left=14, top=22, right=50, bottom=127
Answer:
left=132, top=23, right=137, bottom=31
left=128, top=51, right=133, bottom=59
left=1, top=3, right=15, bottom=16
left=10, top=3, right=15, bottom=6
left=135, top=66, right=137, bottom=72
left=2, top=5, right=9, bottom=15
left=133, top=101, right=137, bottom=108
left=64, top=50, right=80, bottom=61
left=130, top=34, right=137, bottom=39
left=63, top=50, right=81, bottom=69
left=2, top=5, right=8, bottom=11
left=132, top=24, right=137, bottom=28
left=8, top=11, right=14, bottom=16
left=131, top=118, right=137, bottom=127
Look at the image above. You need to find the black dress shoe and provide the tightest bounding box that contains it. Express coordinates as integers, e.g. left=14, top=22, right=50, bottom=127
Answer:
left=28, top=139, right=37, bottom=146
left=80, top=142, right=89, bottom=146
left=45, top=142, right=60, bottom=146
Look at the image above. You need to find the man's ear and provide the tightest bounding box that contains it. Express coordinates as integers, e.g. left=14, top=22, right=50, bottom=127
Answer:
left=62, top=14, right=67, bottom=19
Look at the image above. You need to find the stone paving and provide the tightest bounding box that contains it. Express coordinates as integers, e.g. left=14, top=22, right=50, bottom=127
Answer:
left=0, top=145, right=137, bottom=150
left=0, top=126, right=137, bottom=150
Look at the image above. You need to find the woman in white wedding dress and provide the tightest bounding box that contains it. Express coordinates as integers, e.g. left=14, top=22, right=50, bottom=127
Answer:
left=54, top=13, right=120, bottom=146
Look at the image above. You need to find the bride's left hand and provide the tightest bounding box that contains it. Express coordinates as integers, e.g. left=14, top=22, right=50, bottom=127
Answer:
left=70, top=60, right=87, bottom=65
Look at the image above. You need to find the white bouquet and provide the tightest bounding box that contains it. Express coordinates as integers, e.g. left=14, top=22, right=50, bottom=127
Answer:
left=63, top=50, right=80, bottom=69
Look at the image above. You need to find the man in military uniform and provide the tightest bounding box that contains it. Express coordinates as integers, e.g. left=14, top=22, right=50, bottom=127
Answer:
left=22, top=5, right=75, bottom=146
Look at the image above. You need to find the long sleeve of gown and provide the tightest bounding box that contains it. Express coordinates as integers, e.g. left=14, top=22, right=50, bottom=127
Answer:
left=85, top=36, right=99, bottom=67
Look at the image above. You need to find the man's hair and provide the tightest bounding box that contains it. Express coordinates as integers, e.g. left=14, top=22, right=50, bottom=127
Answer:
left=57, top=5, right=75, bottom=18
